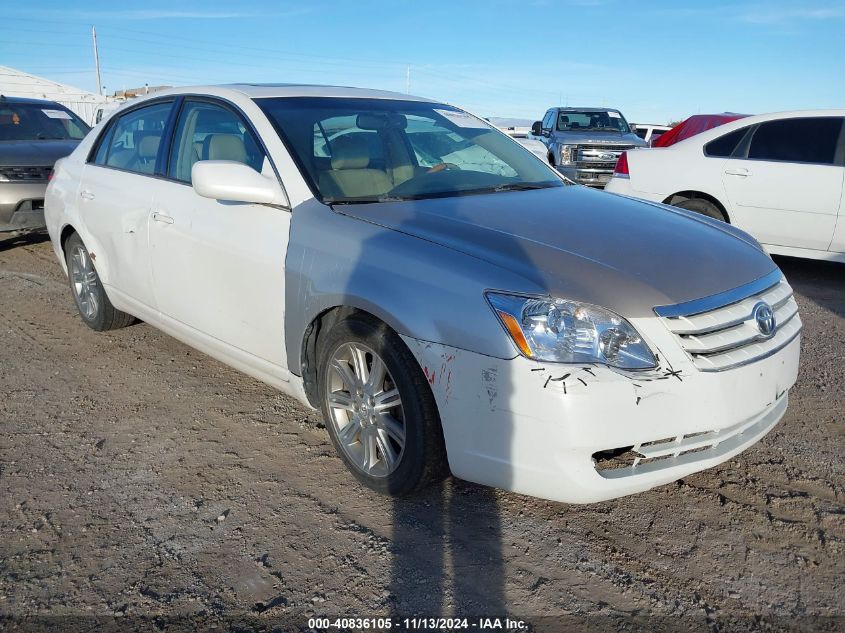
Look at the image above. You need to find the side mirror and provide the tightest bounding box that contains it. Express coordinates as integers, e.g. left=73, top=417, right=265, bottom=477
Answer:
left=531, top=121, right=543, bottom=136
left=191, top=160, right=289, bottom=207
left=630, top=124, right=639, bottom=134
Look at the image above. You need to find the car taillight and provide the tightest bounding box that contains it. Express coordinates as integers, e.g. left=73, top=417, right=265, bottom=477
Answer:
left=47, top=169, right=55, bottom=182
left=613, top=152, right=629, bottom=177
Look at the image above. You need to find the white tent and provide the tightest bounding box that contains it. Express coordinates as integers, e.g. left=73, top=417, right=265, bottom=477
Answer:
left=0, top=66, right=117, bottom=125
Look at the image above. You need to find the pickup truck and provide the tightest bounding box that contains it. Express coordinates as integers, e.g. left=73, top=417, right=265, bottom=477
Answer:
left=531, top=107, right=646, bottom=187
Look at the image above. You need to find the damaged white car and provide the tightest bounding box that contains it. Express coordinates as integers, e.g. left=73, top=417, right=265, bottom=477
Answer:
left=45, top=85, right=801, bottom=503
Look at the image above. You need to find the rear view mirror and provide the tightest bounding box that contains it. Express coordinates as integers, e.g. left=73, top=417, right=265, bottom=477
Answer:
left=531, top=121, right=543, bottom=136
left=191, top=160, right=289, bottom=207
left=356, top=113, right=407, bottom=130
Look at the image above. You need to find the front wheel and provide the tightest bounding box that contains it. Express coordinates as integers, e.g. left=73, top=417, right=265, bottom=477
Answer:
left=318, top=315, right=448, bottom=496
left=64, top=233, right=133, bottom=331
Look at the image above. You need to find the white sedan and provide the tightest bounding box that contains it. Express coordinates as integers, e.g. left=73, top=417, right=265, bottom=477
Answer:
left=44, top=85, right=801, bottom=503
left=606, top=110, right=845, bottom=263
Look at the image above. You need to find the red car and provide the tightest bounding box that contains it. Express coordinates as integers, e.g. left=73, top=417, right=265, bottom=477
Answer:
left=653, top=113, right=748, bottom=147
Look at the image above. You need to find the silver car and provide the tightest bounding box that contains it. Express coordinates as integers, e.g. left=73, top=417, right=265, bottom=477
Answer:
left=45, top=85, right=801, bottom=503
left=0, top=96, right=89, bottom=232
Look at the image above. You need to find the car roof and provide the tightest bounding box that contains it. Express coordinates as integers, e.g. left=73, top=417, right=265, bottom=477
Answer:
left=669, top=108, right=845, bottom=148
left=0, top=95, right=66, bottom=107
left=149, top=83, right=439, bottom=103
left=556, top=107, right=622, bottom=113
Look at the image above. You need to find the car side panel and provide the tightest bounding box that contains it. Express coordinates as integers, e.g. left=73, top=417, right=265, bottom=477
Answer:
left=721, top=160, right=842, bottom=251
left=45, top=156, right=85, bottom=274
left=283, top=199, right=542, bottom=375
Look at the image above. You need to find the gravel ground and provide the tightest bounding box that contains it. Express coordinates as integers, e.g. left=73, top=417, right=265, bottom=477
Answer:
left=0, top=235, right=842, bottom=632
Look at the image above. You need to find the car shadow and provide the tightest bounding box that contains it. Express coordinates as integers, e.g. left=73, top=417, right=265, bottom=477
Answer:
left=285, top=189, right=518, bottom=621
left=0, top=231, right=49, bottom=253
left=775, top=255, right=844, bottom=318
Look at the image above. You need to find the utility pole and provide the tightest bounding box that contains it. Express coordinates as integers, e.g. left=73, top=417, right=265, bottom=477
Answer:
left=92, top=25, right=102, bottom=96
left=406, top=65, right=410, bottom=94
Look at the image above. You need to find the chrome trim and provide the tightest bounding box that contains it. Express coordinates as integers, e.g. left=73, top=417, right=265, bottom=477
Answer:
left=676, top=295, right=796, bottom=337
left=697, top=326, right=802, bottom=372
left=690, top=309, right=799, bottom=356
left=654, top=269, right=783, bottom=318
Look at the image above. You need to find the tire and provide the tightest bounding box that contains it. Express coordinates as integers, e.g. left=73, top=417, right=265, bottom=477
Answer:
left=64, top=232, right=134, bottom=331
left=317, top=314, right=448, bottom=496
left=673, top=197, right=727, bottom=222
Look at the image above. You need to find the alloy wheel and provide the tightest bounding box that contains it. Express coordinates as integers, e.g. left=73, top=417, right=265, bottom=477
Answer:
left=69, top=244, right=99, bottom=321
left=325, top=342, right=406, bottom=477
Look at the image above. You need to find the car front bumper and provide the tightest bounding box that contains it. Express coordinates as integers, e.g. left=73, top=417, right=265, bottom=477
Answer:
left=402, top=328, right=800, bottom=504
left=0, top=182, right=48, bottom=232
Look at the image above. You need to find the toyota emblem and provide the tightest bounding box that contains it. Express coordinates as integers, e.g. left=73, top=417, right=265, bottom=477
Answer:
left=752, top=301, right=776, bottom=337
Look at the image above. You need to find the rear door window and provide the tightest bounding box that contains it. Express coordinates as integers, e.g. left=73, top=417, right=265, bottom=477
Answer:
left=704, top=126, right=750, bottom=157
left=747, top=117, right=843, bottom=165
left=93, top=101, right=173, bottom=175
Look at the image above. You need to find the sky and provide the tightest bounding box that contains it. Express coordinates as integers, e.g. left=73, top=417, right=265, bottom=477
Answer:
left=1, top=0, right=844, bottom=124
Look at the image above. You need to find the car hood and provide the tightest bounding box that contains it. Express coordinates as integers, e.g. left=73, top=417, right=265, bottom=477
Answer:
left=551, top=131, right=646, bottom=146
left=334, top=186, right=778, bottom=318
left=0, top=139, right=81, bottom=167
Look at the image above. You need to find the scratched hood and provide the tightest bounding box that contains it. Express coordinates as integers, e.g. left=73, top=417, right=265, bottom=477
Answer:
left=334, top=185, right=778, bottom=318
left=0, top=139, right=80, bottom=167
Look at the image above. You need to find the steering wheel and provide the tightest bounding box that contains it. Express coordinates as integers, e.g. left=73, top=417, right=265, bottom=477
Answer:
left=426, top=162, right=460, bottom=174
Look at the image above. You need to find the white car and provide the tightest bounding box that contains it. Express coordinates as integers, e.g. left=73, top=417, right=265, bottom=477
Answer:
left=45, top=85, right=800, bottom=504
left=606, top=110, right=845, bottom=263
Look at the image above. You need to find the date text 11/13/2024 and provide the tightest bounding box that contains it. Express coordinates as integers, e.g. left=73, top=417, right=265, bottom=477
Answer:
left=308, top=617, right=528, bottom=630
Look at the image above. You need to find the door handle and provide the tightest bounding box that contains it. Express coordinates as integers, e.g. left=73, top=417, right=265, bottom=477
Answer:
left=724, top=168, right=751, bottom=177
left=151, top=212, right=174, bottom=225
left=80, top=190, right=95, bottom=200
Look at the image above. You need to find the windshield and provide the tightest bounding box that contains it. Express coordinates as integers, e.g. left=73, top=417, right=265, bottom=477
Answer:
left=258, top=97, right=563, bottom=203
left=0, top=102, right=89, bottom=141
left=556, top=110, right=630, bottom=133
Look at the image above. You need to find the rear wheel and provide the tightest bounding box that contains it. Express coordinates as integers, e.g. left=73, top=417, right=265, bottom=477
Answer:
left=673, top=197, right=727, bottom=222
left=65, top=233, right=133, bottom=331
left=318, top=315, right=448, bottom=496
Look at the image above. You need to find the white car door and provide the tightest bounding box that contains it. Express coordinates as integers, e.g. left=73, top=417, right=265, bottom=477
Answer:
left=721, top=116, right=844, bottom=252
left=77, top=100, right=174, bottom=312
left=148, top=99, right=291, bottom=370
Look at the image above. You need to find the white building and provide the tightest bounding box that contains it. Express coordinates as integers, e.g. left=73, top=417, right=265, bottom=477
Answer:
left=0, top=66, right=119, bottom=126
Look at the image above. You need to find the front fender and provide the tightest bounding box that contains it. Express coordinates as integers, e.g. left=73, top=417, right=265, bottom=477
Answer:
left=284, top=199, right=541, bottom=373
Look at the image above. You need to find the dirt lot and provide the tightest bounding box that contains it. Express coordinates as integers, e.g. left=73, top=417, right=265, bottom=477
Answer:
left=0, top=235, right=842, bottom=632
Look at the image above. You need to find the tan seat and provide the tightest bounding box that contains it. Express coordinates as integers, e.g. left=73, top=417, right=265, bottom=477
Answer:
left=204, top=134, right=247, bottom=163
left=318, top=134, right=391, bottom=199
left=132, top=134, right=160, bottom=174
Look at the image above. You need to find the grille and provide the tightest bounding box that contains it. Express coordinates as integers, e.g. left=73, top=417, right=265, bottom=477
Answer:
left=0, top=166, right=52, bottom=182
left=576, top=145, right=634, bottom=164
left=656, top=272, right=801, bottom=372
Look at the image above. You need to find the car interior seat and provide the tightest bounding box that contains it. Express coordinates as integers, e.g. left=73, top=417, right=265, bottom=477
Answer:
left=318, top=133, right=392, bottom=199
left=131, top=133, right=160, bottom=174
left=204, top=133, right=247, bottom=163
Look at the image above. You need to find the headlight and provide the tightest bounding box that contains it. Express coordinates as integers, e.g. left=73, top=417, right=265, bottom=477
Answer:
left=559, top=145, right=577, bottom=164
left=0, top=173, right=10, bottom=182
left=486, top=292, right=657, bottom=369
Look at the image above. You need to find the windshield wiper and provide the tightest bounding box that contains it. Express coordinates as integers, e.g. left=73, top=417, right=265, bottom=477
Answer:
left=325, top=195, right=408, bottom=205
left=492, top=182, right=555, bottom=193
